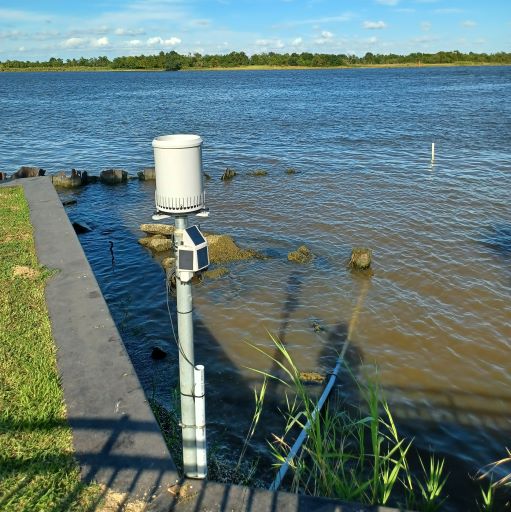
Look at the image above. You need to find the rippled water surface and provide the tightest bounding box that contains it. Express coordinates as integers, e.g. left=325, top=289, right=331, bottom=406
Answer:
left=1, top=67, right=510, bottom=508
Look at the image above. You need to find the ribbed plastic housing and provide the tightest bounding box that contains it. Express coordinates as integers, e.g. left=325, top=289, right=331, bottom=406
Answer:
left=152, top=134, right=205, bottom=214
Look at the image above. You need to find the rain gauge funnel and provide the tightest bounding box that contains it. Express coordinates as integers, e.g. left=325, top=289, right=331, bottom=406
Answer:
left=152, top=134, right=205, bottom=214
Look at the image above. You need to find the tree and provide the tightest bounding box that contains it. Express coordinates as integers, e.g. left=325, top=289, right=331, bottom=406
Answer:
left=165, top=51, right=181, bottom=71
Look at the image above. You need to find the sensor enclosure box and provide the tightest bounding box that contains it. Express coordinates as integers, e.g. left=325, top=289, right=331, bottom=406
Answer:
left=177, top=225, right=209, bottom=282
left=152, top=134, right=205, bottom=214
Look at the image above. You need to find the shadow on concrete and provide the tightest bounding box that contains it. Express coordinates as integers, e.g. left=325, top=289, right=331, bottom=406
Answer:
left=1, top=413, right=382, bottom=512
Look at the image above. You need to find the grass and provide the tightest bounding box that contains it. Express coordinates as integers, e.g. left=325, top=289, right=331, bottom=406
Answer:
left=0, top=187, right=101, bottom=511
left=248, top=334, right=449, bottom=511
left=1, top=62, right=510, bottom=73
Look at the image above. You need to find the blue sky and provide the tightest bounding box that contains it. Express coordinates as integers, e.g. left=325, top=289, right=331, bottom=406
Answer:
left=0, top=0, right=509, bottom=60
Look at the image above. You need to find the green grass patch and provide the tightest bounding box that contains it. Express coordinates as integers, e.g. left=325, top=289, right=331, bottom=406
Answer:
left=0, top=186, right=100, bottom=511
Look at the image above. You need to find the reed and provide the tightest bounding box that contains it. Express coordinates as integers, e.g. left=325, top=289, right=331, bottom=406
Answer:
left=248, top=333, right=449, bottom=510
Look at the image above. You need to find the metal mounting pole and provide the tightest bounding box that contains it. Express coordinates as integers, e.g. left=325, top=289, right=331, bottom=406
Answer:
left=174, top=215, right=197, bottom=477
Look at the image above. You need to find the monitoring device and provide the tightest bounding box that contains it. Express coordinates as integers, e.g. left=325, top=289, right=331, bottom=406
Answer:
left=152, top=134, right=206, bottom=215
left=177, top=225, right=209, bottom=282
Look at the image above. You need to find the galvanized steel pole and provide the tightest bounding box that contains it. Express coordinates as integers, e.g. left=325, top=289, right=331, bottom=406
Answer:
left=174, top=215, right=197, bottom=477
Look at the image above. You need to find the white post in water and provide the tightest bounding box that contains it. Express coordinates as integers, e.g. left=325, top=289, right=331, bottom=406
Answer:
left=152, top=134, right=209, bottom=478
left=194, top=365, right=207, bottom=478
left=174, top=214, right=197, bottom=476
left=431, top=142, right=435, bottom=162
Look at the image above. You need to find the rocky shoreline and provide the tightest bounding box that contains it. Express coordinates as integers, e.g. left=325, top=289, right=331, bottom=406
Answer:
left=2, top=165, right=373, bottom=277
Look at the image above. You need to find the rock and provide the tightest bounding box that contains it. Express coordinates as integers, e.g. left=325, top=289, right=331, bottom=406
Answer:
left=348, top=248, right=372, bottom=270
left=311, top=320, right=324, bottom=332
left=285, top=168, right=297, bottom=175
left=87, top=175, right=99, bottom=184
left=137, top=167, right=156, bottom=180
left=138, top=235, right=172, bottom=252
left=162, top=257, right=176, bottom=269
left=299, top=371, right=325, bottom=384
left=0, top=172, right=8, bottom=180
left=52, top=169, right=87, bottom=188
left=204, top=266, right=229, bottom=279
left=203, top=172, right=212, bottom=181
left=100, top=168, right=128, bottom=185
left=139, top=223, right=175, bottom=236
left=205, top=234, right=261, bottom=264
left=248, top=169, right=268, bottom=177
left=151, top=347, right=167, bottom=360
left=288, top=245, right=314, bottom=264
left=220, top=168, right=237, bottom=181
left=12, top=166, right=45, bottom=179
left=72, top=221, right=92, bottom=234
left=61, top=198, right=77, bottom=206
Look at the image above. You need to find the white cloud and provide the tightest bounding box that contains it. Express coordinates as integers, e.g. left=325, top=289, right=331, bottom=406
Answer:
left=128, top=39, right=143, bottom=47
left=0, top=8, right=51, bottom=23
left=314, top=30, right=334, bottom=45
left=421, top=21, right=432, bottom=31
left=363, top=21, right=387, bottom=30
left=0, top=30, right=24, bottom=40
left=375, top=0, right=399, bottom=5
left=291, top=37, right=303, bottom=47
left=62, top=37, right=86, bottom=48
left=462, top=20, right=476, bottom=28
left=114, top=27, right=145, bottom=36
left=92, top=37, right=109, bottom=48
left=18, top=46, right=26, bottom=52
left=255, top=39, right=284, bottom=49
left=146, top=36, right=181, bottom=47
left=273, top=13, right=353, bottom=29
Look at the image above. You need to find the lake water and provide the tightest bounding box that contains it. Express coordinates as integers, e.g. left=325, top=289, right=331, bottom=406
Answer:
left=1, top=67, right=510, bottom=509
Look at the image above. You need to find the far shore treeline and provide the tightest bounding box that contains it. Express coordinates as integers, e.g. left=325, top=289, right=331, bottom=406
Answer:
left=1, top=50, right=511, bottom=71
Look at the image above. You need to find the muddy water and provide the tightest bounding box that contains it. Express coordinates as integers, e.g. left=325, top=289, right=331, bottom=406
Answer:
left=1, top=67, right=510, bottom=508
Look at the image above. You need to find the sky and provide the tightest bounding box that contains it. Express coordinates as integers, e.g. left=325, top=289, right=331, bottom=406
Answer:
left=0, top=0, right=510, bottom=61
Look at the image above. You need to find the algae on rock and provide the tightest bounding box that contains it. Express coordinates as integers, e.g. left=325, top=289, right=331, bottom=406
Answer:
left=140, top=223, right=175, bottom=236
left=138, top=235, right=172, bottom=252
left=204, top=267, right=229, bottom=279
left=205, top=234, right=261, bottom=264
left=348, top=248, right=372, bottom=270
left=288, top=245, right=314, bottom=264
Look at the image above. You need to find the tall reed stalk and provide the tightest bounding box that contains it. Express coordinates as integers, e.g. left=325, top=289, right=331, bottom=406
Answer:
left=247, top=333, right=449, bottom=511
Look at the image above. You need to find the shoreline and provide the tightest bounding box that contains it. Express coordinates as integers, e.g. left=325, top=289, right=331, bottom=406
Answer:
left=1, top=61, right=510, bottom=73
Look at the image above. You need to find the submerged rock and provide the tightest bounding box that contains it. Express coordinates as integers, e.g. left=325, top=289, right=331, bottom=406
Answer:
left=52, top=169, right=88, bottom=188
left=100, top=168, right=128, bottom=185
left=137, top=167, right=156, bottom=180
left=138, top=235, right=172, bottom=252
left=204, top=266, right=229, bottom=279
left=220, top=168, right=237, bottom=181
left=61, top=198, right=77, bottom=206
left=299, top=371, right=325, bottom=384
left=203, top=172, right=212, bottom=181
left=288, top=245, right=314, bottom=264
left=348, top=248, right=372, bottom=270
left=72, top=221, right=92, bottom=234
left=162, top=256, right=176, bottom=269
left=285, top=168, right=297, bottom=175
left=139, top=223, right=174, bottom=236
left=205, top=234, right=261, bottom=264
left=311, top=320, right=324, bottom=332
left=151, top=347, right=167, bottom=360
left=12, top=166, right=45, bottom=179
left=248, top=169, right=268, bottom=177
